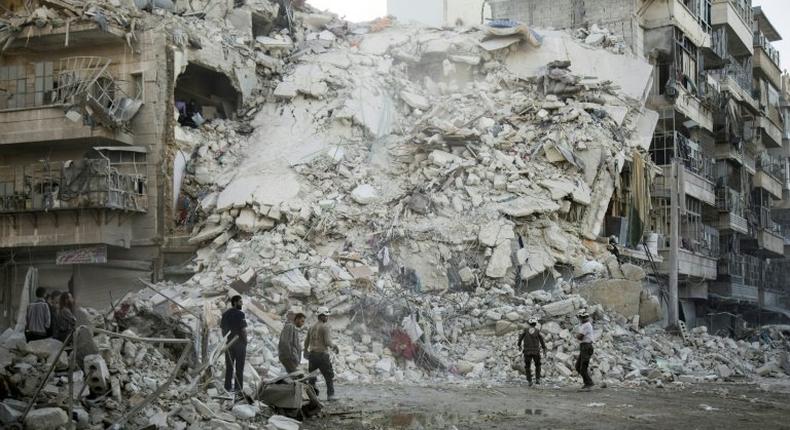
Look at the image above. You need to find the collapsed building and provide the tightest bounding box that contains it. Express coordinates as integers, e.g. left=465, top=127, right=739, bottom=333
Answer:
left=0, top=0, right=789, bottom=428
left=486, top=0, right=790, bottom=332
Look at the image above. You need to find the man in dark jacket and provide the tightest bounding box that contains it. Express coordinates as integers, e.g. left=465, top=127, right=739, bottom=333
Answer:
left=221, top=295, right=247, bottom=394
left=518, top=317, right=547, bottom=386
left=278, top=307, right=305, bottom=374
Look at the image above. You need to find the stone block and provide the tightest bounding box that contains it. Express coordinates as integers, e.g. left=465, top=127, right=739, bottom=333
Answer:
left=485, top=240, right=512, bottom=278
left=621, top=263, right=646, bottom=281
left=579, top=279, right=641, bottom=318
left=541, top=299, right=575, bottom=317
left=24, top=407, right=68, bottom=430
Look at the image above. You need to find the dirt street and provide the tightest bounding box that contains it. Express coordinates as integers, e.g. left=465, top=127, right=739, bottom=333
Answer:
left=304, top=381, right=790, bottom=429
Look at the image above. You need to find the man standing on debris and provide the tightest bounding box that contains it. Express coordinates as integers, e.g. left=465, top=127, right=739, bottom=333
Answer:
left=45, top=290, right=61, bottom=338
left=518, top=317, right=547, bottom=386
left=304, top=306, right=339, bottom=401
left=279, top=307, right=305, bottom=374
left=575, top=310, right=595, bottom=389
left=54, top=292, right=76, bottom=342
left=221, top=295, right=248, bottom=394
left=25, top=287, right=51, bottom=342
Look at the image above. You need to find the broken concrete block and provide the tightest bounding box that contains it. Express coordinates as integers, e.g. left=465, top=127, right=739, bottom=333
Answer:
left=271, top=270, right=312, bottom=297
left=458, top=267, right=475, bottom=285
left=578, top=279, right=641, bottom=319
left=400, top=91, right=430, bottom=110
left=23, top=338, right=62, bottom=361
left=268, top=415, right=301, bottom=430
left=350, top=184, right=379, bottom=205
left=621, top=263, right=646, bottom=281
left=478, top=221, right=515, bottom=247
left=428, top=150, right=463, bottom=167
left=638, top=291, right=662, bottom=326
left=520, top=247, right=556, bottom=281
left=24, top=407, right=68, bottom=430
left=498, top=196, right=560, bottom=217
left=0, top=402, right=21, bottom=425
left=717, top=364, right=733, bottom=379
left=209, top=419, right=242, bottom=430
left=84, top=354, right=109, bottom=394
left=191, top=398, right=215, bottom=419
left=235, top=208, right=259, bottom=232
left=232, top=404, right=258, bottom=420
left=485, top=240, right=512, bottom=278
left=584, top=32, right=606, bottom=46
left=495, top=320, right=518, bottom=336
left=189, top=224, right=226, bottom=244
left=463, top=349, right=489, bottom=363
left=541, top=299, right=575, bottom=317
left=273, top=81, right=298, bottom=99
left=0, top=329, right=25, bottom=351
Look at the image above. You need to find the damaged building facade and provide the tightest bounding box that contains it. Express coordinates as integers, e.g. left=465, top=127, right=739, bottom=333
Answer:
left=489, top=0, right=790, bottom=330
left=0, top=0, right=261, bottom=321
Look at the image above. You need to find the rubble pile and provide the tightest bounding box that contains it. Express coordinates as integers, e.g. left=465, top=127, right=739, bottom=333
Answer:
left=1, top=0, right=789, bottom=427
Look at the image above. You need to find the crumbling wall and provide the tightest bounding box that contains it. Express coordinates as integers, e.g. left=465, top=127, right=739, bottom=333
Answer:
left=489, top=0, right=644, bottom=57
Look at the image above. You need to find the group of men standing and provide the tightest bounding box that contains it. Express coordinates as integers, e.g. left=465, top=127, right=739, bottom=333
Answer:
left=221, top=297, right=337, bottom=401
left=221, top=294, right=596, bottom=400
left=518, top=309, right=596, bottom=389
left=24, top=287, right=77, bottom=343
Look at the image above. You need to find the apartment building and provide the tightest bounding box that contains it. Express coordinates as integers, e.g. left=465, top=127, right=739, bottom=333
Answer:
left=488, top=0, right=790, bottom=331
left=0, top=0, right=268, bottom=325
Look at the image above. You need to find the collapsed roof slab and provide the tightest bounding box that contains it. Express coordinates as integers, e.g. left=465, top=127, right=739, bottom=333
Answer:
left=503, top=30, right=654, bottom=103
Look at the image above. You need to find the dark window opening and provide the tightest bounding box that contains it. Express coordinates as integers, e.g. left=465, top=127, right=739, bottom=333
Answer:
left=174, top=63, right=240, bottom=127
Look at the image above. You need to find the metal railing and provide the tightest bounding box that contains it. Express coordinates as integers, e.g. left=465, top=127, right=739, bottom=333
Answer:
left=728, top=0, right=753, bottom=25
left=649, top=132, right=714, bottom=181
left=681, top=222, right=720, bottom=257
left=751, top=205, right=781, bottom=234
left=0, top=158, right=147, bottom=213
left=754, top=32, right=781, bottom=69
left=715, top=186, right=746, bottom=217
left=718, top=253, right=744, bottom=278
left=709, top=55, right=753, bottom=95
left=756, top=152, right=784, bottom=182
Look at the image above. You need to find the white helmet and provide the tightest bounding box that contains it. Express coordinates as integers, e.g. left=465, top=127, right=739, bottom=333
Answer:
left=577, top=309, right=589, bottom=318
left=528, top=317, right=538, bottom=325
left=317, top=306, right=331, bottom=316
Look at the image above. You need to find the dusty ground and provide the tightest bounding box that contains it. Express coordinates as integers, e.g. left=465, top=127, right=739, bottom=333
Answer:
left=302, top=380, right=790, bottom=429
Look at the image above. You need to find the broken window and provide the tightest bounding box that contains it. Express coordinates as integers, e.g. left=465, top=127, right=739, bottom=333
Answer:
left=175, top=63, right=240, bottom=126
left=671, top=29, right=701, bottom=95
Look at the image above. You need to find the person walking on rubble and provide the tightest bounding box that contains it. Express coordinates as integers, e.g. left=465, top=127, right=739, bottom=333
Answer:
left=304, top=306, right=339, bottom=401
left=575, top=310, right=595, bottom=389
left=221, top=295, right=248, bottom=395
left=25, top=287, right=51, bottom=342
left=279, top=307, right=305, bottom=374
left=518, top=317, right=547, bottom=386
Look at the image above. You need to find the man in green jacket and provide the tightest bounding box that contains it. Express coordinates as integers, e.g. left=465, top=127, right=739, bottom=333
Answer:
left=518, top=317, right=547, bottom=386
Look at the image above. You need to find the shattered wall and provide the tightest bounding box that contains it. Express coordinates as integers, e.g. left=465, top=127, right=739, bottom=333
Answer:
left=489, top=0, right=644, bottom=57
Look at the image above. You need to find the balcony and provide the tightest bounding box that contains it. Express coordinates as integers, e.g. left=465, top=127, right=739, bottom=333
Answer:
left=0, top=57, right=142, bottom=145
left=711, top=253, right=759, bottom=302
left=657, top=224, right=719, bottom=279
left=708, top=56, right=756, bottom=110
left=741, top=206, right=784, bottom=257
left=711, top=186, right=748, bottom=233
left=0, top=210, right=134, bottom=248
left=650, top=132, right=716, bottom=204
left=753, top=32, right=783, bottom=90
left=0, top=154, right=148, bottom=214
left=711, top=0, right=754, bottom=55
left=748, top=115, right=784, bottom=149
left=642, top=0, right=712, bottom=49
left=1, top=22, right=127, bottom=54
left=754, top=153, right=784, bottom=199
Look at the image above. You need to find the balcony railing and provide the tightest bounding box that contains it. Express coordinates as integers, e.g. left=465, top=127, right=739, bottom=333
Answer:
left=756, top=152, right=784, bottom=182
left=709, top=56, right=753, bottom=95
left=681, top=223, right=720, bottom=257
left=754, top=32, right=781, bottom=69
left=0, top=158, right=147, bottom=213
left=0, top=57, right=141, bottom=129
left=650, top=131, right=715, bottom=181
left=751, top=205, right=781, bottom=234
left=727, top=0, right=753, bottom=25
left=715, top=186, right=746, bottom=217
